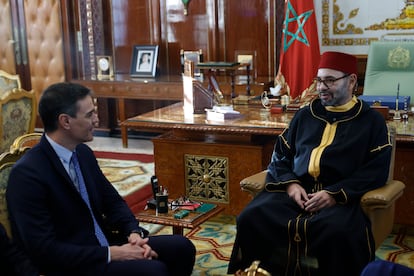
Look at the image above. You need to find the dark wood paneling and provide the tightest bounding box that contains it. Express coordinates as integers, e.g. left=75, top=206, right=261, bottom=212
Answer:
left=62, top=0, right=374, bottom=90
left=62, top=0, right=281, bottom=80
left=356, top=55, right=367, bottom=95
left=223, top=0, right=275, bottom=77
left=112, top=0, right=159, bottom=74
left=161, top=0, right=211, bottom=76
left=394, top=142, right=414, bottom=226
left=61, top=0, right=293, bottom=132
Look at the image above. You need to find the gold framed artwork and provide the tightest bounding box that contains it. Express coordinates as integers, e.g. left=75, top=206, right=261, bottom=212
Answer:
left=315, top=0, right=414, bottom=55
left=96, top=55, right=114, bottom=80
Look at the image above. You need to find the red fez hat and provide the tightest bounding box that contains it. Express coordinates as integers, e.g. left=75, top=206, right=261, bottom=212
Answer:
left=318, top=51, right=358, bottom=75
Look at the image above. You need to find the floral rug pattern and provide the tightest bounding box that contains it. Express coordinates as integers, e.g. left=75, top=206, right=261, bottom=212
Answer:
left=147, top=215, right=414, bottom=275
left=149, top=214, right=236, bottom=276
left=97, top=158, right=153, bottom=197
left=376, top=225, right=414, bottom=270
left=94, top=151, right=154, bottom=198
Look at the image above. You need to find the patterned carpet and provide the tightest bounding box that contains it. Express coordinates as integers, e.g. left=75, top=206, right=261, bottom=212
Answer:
left=376, top=225, right=414, bottom=270
left=142, top=215, right=414, bottom=276
left=95, top=151, right=154, bottom=197
left=95, top=150, right=154, bottom=213
left=94, top=150, right=414, bottom=274
left=94, top=150, right=235, bottom=274
left=142, top=214, right=236, bottom=276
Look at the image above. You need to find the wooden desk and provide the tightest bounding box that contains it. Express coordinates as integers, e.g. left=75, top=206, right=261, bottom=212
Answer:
left=121, top=103, right=292, bottom=214
left=136, top=204, right=224, bottom=235
left=73, top=74, right=271, bottom=133
left=387, top=120, right=414, bottom=226
left=72, top=75, right=183, bottom=131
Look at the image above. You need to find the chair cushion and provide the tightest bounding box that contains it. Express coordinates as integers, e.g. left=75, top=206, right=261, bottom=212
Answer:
left=364, top=41, right=414, bottom=97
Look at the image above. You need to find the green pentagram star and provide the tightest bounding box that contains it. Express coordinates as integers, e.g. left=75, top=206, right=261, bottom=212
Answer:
left=283, top=1, right=314, bottom=52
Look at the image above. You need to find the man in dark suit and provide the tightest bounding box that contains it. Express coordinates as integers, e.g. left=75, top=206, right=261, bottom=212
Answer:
left=6, top=82, right=196, bottom=276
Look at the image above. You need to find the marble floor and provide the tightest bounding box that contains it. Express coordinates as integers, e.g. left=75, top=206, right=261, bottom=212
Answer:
left=86, top=135, right=154, bottom=155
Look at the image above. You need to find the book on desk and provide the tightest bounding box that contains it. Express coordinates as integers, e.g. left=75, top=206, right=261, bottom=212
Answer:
left=205, top=105, right=242, bottom=121
left=359, top=95, right=411, bottom=110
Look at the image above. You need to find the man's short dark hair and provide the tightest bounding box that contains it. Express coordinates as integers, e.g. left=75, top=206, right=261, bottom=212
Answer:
left=38, top=82, right=93, bottom=133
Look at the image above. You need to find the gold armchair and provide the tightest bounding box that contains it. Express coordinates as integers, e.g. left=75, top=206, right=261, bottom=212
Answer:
left=0, top=70, right=21, bottom=98
left=0, top=147, right=31, bottom=237
left=0, top=88, right=37, bottom=153
left=1, top=132, right=42, bottom=237
left=9, top=132, right=42, bottom=153
left=240, top=128, right=405, bottom=249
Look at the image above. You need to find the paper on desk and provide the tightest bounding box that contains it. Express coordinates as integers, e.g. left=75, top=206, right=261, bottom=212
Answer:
left=211, top=105, right=240, bottom=114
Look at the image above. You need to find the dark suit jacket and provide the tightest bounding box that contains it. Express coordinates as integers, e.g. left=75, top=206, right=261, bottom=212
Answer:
left=0, top=223, right=38, bottom=276
left=6, top=135, right=142, bottom=275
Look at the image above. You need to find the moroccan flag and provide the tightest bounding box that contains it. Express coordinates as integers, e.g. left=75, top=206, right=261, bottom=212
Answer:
left=278, top=0, right=320, bottom=100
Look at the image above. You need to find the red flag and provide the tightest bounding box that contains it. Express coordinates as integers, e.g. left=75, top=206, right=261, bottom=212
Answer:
left=278, top=0, right=320, bottom=100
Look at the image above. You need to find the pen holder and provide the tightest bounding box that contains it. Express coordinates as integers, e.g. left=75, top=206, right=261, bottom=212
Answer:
left=156, top=193, right=169, bottom=213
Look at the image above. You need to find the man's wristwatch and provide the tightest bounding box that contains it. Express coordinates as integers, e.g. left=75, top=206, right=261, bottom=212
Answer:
left=129, top=229, right=146, bottom=238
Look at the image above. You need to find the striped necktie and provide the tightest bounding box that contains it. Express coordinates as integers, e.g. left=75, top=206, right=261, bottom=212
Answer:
left=70, top=152, right=109, bottom=246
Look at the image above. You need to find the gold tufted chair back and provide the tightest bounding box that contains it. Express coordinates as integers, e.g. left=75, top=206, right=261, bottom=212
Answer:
left=0, top=88, right=37, bottom=153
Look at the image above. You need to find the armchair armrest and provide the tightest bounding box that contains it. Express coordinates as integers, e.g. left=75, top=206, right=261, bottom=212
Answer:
left=241, top=172, right=406, bottom=209
left=360, top=180, right=405, bottom=210
left=240, top=170, right=405, bottom=251
left=240, top=170, right=268, bottom=197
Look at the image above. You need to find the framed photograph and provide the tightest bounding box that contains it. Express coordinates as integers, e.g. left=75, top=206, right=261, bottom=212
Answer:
left=235, top=50, right=257, bottom=83
left=130, top=45, right=159, bottom=77
left=96, top=55, right=114, bottom=80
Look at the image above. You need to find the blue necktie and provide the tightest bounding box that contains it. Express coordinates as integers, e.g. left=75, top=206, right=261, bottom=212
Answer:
left=70, top=152, right=109, bottom=246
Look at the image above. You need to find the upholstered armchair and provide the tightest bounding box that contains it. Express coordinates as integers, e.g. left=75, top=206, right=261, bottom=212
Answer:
left=363, top=41, right=414, bottom=98
left=0, top=70, right=21, bottom=98
left=0, top=88, right=37, bottom=153
left=240, top=127, right=405, bottom=250
left=9, top=132, right=42, bottom=153
left=0, top=148, right=31, bottom=238
left=1, top=132, right=41, bottom=237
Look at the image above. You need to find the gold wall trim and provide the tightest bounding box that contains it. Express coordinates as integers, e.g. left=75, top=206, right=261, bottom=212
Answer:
left=320, top=0, right=414, bottom=49
left=321, top=0, right=375, bottom=47
left=85, top=0, right=96, bottom=78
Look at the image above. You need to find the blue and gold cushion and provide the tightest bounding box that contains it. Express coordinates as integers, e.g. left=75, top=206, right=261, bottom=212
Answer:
left=0, top=89, right=37, bottom=153
left=0, top=165, right=12, bottom=237
left=1, top=98, right=33, bottom=152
